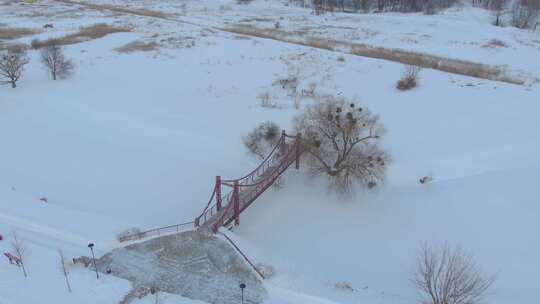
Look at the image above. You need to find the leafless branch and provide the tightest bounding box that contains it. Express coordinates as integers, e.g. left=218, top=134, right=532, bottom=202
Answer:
left=11, top=232, right=27, bottom=277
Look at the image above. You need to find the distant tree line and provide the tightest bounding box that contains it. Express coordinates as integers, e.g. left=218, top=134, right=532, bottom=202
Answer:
left=288, top=0, right=539, bottom=29
left=289, top=0, right=458, bottom=14
left=473, top=0, right=539, bottom=28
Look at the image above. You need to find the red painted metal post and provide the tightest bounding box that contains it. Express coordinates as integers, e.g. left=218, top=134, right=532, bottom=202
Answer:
left=216, top=176, right=222, bottom=211
left=295, top=133, right=301, bottom=169
left=280, top=130, right=286, bottom=155
left=234, top=181, right=240, bottom=226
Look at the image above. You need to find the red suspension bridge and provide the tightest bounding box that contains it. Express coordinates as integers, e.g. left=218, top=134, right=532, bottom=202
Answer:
left=119, top=131, right=303, bottom=242
left=195, top=131, right=302, bottom=234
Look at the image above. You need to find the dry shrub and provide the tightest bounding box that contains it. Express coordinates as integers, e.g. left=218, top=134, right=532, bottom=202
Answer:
left=482, top=39, right=508, bottom=48
left=258, top=90, right=276, bottom=108
left=76, top=23, right=130, bottom=39
left=397, top=65, right=421, bottom=91
left=0, top=27, right=38, bottom=40
left=255, top=263, right=275, bottom=278
left=31, top=23, right=130, bottom=49
left=159, top=36, right=195, bottom=49
left=300, top=82, right=317, bottom=97
left=305, top=36, right=336, bottom=51
left=243, top=121, right=281, bottom=159
left=243, top=121, right=285, bottom=188
left=335, top=281, right=355, bottom=292
left=349, top=43, right=503, bottom=81
left=114, top=40, right=159, bottom=53
left=273, top=76, right=298, bottom=95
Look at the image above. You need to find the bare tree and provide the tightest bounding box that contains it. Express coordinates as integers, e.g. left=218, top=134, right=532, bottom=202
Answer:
left=11, top=232, right=27, bottom=277
left=293, top=96, right=388, bottom=193
left=412, top=243, right=495, bottom=304
left=40, top=44, right=74, bottom=80
left=58, top=250, right=72, bottom=293
left=0, top=48, right=29, bottom=88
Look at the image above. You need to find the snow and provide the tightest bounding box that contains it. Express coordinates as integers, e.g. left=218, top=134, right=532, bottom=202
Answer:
left=1, top=0, right=539, bottom=304
left=78, top=0, right=540, bottom=81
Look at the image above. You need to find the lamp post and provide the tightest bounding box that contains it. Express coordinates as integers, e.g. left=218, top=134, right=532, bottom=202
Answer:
left=88, top=243, right=99, bottom=279
left=239, top=283, right=246, bottom=304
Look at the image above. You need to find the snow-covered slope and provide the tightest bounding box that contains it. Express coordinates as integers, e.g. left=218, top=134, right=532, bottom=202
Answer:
left=1, top=1, right=539, bottom=303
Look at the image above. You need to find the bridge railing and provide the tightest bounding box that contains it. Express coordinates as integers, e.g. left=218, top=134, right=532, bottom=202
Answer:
left=219, top=232, right=265, bottom=280
left=118, top=221, right=195, bottom=242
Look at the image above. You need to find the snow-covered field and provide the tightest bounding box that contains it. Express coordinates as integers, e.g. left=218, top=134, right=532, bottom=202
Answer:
left=67, top=0, right=540, bottom=82
left=1, top=0, right=539, bottom=303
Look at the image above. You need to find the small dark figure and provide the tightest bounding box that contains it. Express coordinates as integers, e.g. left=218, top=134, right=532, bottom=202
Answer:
left=106, top=267, right=112, bottom=274
left=43, top=23, right=54, bottom=29
left=419, top=176, right=433, bottom=184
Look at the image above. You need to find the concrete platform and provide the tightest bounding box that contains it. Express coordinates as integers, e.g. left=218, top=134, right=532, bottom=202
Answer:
left=96, top=230, right=266, bottom=304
